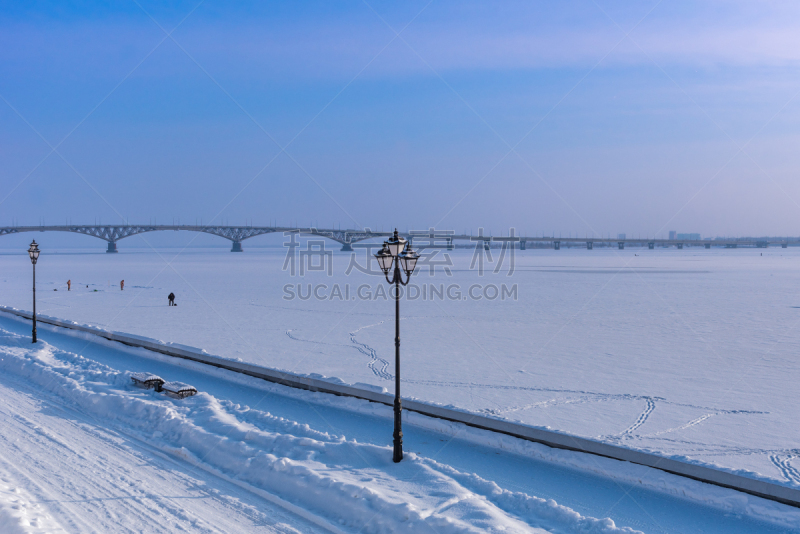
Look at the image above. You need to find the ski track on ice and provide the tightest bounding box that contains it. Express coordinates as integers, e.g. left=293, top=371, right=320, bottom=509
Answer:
left=285, top=329, right=344, bottom=350
left=482, top=396, right=590, bottom=416
left=639, top=414, right=715, bottom=438
left=639, top=435, right=800, bottom=459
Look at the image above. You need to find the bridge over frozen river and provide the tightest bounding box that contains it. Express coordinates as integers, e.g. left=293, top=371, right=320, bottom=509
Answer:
left=0, top=224, right=791, bottom=252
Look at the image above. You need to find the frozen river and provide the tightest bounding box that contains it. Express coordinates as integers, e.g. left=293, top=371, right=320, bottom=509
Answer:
left=1, top=243, right=799, bottom=488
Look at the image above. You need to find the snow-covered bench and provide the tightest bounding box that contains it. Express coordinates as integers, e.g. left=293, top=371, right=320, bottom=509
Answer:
left=161, top=381, right=197, bottom=399
left=130, top=372, right=165, bottom=391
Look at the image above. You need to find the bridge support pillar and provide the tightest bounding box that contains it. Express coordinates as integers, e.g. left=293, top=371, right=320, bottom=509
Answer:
left=231, top=241, right=243, bottom=252
left=677, top=243, right=683, bottom=249
left=520, top=240, right=526, bottom=250
left=341, top=243, right=354, bottom=252
left=705, top=243, right=711, bottom=249
left=648, top=242, right=654, bottom=250
left=618, top=242, right=624, bottom=250
left=106, top=241, right=118, bottom=253
left=554, top=241, right=560, bottom=250
left=782, top=243, right=788, bottom=248
left=586, top=242, right=593, bottom=250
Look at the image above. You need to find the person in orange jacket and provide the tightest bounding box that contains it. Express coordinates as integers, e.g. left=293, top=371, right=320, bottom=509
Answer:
left=67, top=280, right=71, bottom=291
left=120, top=280, right=124, bottom=291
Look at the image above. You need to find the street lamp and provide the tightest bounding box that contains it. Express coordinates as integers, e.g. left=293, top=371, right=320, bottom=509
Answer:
left=374, top=229, right=419, bottom=463
left=28, top=240, right=40, bottom=343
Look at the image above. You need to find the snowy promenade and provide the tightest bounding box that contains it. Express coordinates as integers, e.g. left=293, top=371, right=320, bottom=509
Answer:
left=0, top=315, right=798, bottom=532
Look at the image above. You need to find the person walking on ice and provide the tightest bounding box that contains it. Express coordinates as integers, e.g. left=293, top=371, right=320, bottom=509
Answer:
left=67, top=280, right=71, bottom=291
left=168, top=292, right=175, bottom=306
left=120, top=280, right=124, bottom=291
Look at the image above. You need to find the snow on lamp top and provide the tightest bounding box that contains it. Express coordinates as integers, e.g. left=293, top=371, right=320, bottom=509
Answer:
left=386, top=229, right=406, bottom=258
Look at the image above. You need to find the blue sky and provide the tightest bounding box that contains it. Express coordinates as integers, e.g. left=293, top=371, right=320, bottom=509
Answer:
left=2, top=0, right=800, bottom=243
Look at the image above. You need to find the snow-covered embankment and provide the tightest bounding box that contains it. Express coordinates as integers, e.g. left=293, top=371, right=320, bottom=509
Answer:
left=0, top=324, right=640, bottom=534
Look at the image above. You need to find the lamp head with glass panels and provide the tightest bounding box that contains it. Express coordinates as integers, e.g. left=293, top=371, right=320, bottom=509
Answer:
left=375, top=242, right=394, bottom=274
left=28, top=240, right=40, bottom=265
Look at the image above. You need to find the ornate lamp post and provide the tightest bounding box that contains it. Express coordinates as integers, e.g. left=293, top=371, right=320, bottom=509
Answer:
left=374, top=229, right=419, bottom=463
left=28, top=240, right=40, bottom=343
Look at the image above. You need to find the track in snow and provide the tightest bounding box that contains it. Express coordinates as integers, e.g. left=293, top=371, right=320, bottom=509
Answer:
left=770, top=455, right=800, bottom=485
left=348, top=322, right=393, bottom=380
left=618, top=398, right=656, bottom=438
left=639, top=414, right=716, bottom=438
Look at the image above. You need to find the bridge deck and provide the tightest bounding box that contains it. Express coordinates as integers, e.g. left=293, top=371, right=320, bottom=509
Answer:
left=0, top=225, right=791, bottom=251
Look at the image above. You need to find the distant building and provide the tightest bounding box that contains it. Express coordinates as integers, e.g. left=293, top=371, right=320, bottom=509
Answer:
left=617, top=233, right=626, bottom=240
left=677, top=233, right=701, bottom=240
left=669, top=231, right=676, bottom=240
